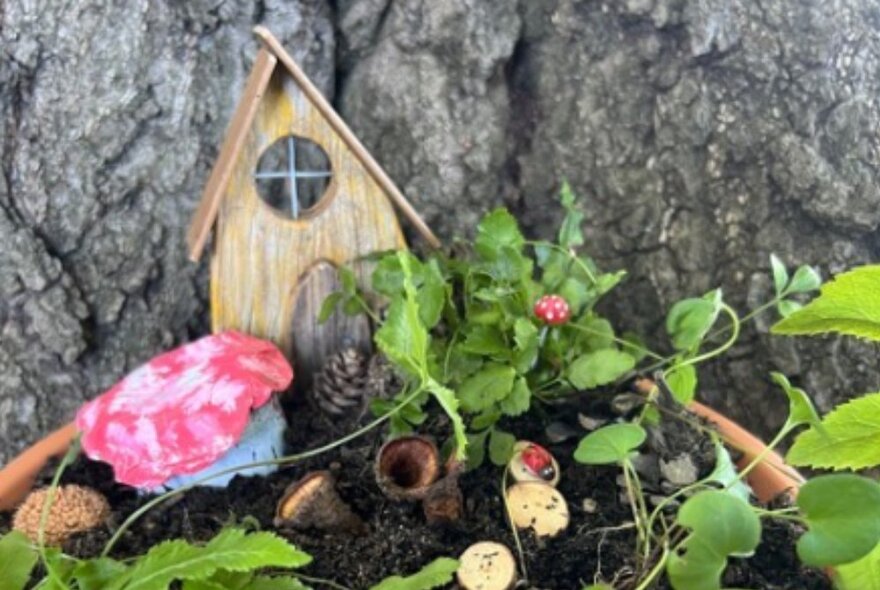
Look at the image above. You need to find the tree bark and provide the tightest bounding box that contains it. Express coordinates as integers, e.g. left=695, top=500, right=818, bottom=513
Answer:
left=1, top=0, right=878, bottom=464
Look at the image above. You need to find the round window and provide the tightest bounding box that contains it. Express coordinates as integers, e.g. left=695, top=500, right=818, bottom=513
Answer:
left=254, top=135, right=332, bottom=218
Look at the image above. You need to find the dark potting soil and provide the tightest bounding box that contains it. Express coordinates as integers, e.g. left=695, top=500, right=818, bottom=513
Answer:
left=2, top=394, right=831, bottom=590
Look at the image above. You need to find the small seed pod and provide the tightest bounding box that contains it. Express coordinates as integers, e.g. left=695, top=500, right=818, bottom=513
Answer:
left=457, top=541, right=517, bottom=590
left=508, top=441, right=560, bottom=487
left=375, top=435, right=441, bottom=501
left=275, top=471, right=365, bottom=534
left=13, top=485, right=109, bottom=546
left=422, top=460, right=464, bottom=525
left=506, top=482, right=570, bottom=538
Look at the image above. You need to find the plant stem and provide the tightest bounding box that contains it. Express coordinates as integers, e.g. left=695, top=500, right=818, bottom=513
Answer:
left=525, top=240, right=598, bottom=285
left=670, top=303, right=741, bottom=372
left=293, top=573, right=353, bottom=590
left=37, top=437, right=81, bottom=590
left=632, top=544, right=670, bottom=590
left=101, top=386, right=426, bottom=557
left=566, top=323, right=664, bottom=361
left=730, top=425, right=791, bottom=486
left=501, top=467, right=529, bottom=582
left=622, top=460, right=650, bottom=561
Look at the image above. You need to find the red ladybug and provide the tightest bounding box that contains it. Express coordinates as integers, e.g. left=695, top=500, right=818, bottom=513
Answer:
left=510, top=441, right=560, bottom=486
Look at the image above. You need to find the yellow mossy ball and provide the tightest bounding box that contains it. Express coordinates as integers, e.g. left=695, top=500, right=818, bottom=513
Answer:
left=12, top=485, right=110, bottom=546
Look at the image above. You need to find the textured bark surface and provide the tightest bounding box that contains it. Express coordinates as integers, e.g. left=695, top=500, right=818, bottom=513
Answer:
left=1, top=0, right=878, bottom=464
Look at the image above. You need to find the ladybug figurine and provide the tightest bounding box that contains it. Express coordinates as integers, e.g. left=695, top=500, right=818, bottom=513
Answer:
left=508, top=441, right=560, bottom=487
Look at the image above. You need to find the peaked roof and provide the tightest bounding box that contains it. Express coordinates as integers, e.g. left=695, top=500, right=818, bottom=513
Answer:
left=187, top=26, right=440, bottom=261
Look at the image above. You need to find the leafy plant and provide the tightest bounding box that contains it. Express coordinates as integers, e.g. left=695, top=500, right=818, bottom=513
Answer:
left=368, top=557, right=459, bottom=590
left=2, top=527, right=313, bottom=590
left=325, top=184, right=636, bottom=465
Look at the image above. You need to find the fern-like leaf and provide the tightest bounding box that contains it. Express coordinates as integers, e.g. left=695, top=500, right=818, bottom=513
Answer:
left=369, top=557, right=459, bottom=590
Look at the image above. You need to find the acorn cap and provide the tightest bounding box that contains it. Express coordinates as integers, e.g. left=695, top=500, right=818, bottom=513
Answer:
left=375, top=436, right=441, bottom=501
left=456, top=541, right=517, bottom=590
left=275, top=471, right=365, bottom=534
left=508, top=441, right=560, bottom=487
left=13, top=485, right=109, bottom=546
left=506, top=482, right=570, bottom=538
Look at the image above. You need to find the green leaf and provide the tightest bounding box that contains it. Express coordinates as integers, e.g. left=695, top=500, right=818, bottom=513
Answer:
left=466, top=429, right=490, bottom=469
left=458, top=364, right=516, bottom=413
left=705, top=439, right=752, bottom=504
left=460, top=325, right=507, bottom=356
left=666, top=290, right=722, bottom=351
left=499, top=377, right=531, bottom=416
left=489, top=428, right=516, bottom=466
left=574, top=423, right=646, bottom=465
left=426, top=378, right=468, bottom=461
left=512, top=318, right=539, bottom=374
left=770, top=372, right=821, bottom=431
left=339, top=266, right=358, bottom=295
left=567, top=349, right=635, bottom=389
left=787, top=265, right=822, bottom=294
left=375, top=253, right=429, bottom=378
left=835, top=540, right=880, bottom=590
left=558, top=277, right=589, bottom=313
left=241, top=576, right=311, bottom=590
left=772, top=265, right=880, bottom=340
left=558, top=181, right=585, bottom=249
left=417, top=259, right=446, bottom=329
left=796, top=474, right=880, bottom=567
left=475, top=208, right=525, bottom=259
left=594, top=270, right=626, bottom=297
left=0, top=531, right=38, bottom=590
left=574, top=316, right=614, bottom=351
left=317, top=292, right=344, bottom=324
left=74, top=558, right=129, bottom=590
left=368, top=557, right=460, bottom=590
left=667, top=491, right=761, bottom=590
left=777, top=299, right=803, bottom=318
left=770, top=254, right=789, bottom=295
left=787, top=392, right=880, bottom=470
left=665, top=364, right=697, bottom=404
left=112, top=529, right=312, bottom=590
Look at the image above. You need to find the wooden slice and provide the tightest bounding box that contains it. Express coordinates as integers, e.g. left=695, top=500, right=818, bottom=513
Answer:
left=456, top=541, right=517, bottom=590
left=506, top=482, right=570, bottom=538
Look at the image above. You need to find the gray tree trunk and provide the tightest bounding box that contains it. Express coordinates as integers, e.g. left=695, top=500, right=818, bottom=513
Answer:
left=1, top=0, right=878, bottom=464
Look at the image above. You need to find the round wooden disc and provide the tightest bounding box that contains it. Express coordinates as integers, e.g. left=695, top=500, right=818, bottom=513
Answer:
left=456, top=541, right=517, bottom=590
left=506, top=482, right=570, bottom=538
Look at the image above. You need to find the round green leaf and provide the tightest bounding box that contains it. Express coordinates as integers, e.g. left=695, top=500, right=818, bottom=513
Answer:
left=574, top=423, right=646, bottom=465
left=797, top=474, right=880, bottom=567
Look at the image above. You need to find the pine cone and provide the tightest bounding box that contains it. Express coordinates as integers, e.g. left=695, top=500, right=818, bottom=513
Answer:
left=312, top=348, right=370, bottom=418
left=366, top=353, right=404, bottom=400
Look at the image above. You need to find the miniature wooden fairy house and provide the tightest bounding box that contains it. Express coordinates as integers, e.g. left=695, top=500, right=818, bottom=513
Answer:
left=187, top=27, right=439, bottom=386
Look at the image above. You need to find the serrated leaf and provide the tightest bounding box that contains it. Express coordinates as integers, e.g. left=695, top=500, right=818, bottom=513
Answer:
left=460, top=325, right=507, bottom=356
left=770, top=254, right=789, bottom=295
left=772, top=265, right=880, bottom=340
left=426, top=379, right=468, bottom=461
left=318, top=292, right=344, bottom=324
left=665, top=364, right=697, bottom=404
left=559, top=277, right=589, bottom=312
left=113, top=530, right=311, bottom=590
left=667, top=491, right=761, bottom=590
left=369, top=557, right=459, bottom=590
left=796, top=474, right=880, bottom=567
left=835, top=540, right=880, bottom=590
left=417, top=259, right=446, bottom=329
left=787, top=265, right=822, bottom=294
left=574, top=316, right=614, bottom=351
left=242, top=576, right=311, bottom=590
left=475, top=208, right=525, bottom=260
left=666, top=290, right=722, bottom=351
left=0, top=531, right=38, bottom=590
left=568, top=349, right=635, bottom=389
left=466, top=429, right=490, bottom=469
left=499, top=377, right=531, bottom=416
left=512, top=318, right=539, bottom=373
left=374, top=253, right=428, bottom=378
left=787, top=392, right=880, bottom=470
left=458, top=364, right=516, bottom=413
left=574, top=423, right=646, bottom=465
left=770, top=372, right=821, bottom=431
left=74, top=558, right=129, bottom=590
left=489, top=428, right=516, bottom=466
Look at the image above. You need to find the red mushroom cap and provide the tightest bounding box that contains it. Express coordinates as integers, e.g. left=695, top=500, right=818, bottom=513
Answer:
left=75, top=331, right=293, bottom=488
left=534, top=295, right=571, bottom=325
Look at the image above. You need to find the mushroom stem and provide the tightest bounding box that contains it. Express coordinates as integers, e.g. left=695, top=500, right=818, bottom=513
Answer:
left=275, top=471, right=365, bottom=534
left=375, top=436, right=441, bottom=501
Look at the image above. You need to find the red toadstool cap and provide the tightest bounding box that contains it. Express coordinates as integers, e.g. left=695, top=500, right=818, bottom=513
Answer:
left=75, top=331, right=293, bottom=488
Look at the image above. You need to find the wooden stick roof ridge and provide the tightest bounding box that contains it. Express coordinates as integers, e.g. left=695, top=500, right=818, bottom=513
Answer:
left=187, top=27, right=441, bottom=262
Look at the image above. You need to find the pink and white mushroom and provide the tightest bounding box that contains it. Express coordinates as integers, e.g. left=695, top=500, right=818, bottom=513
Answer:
left=75, top=331, right=293, bottom=490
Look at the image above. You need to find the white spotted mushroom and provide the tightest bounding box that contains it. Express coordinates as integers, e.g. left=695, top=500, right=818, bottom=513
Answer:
left=13, top=485, right=110, bottom=546
left=506, top=482, right=570, bottom=538
left=457, top=541, right=517, bottom=590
